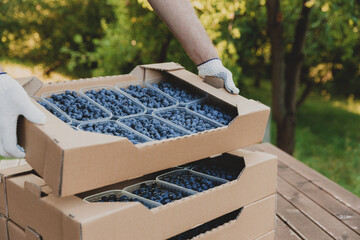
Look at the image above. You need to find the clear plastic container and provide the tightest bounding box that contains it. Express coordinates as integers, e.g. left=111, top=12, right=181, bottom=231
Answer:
left=146, top=78, right=207, bottom=107
left=41, top=90, right=112, bottom=126
left=83, top=190, right=161, bottom=209
left=123, top=180, right=196, bottom=205
left=118, top=114, right=191, bottom=141
left=77, top=120, right=152, bottom=144
left=115, top=81, right=178, bottom=112
left=80, top=85, right=147, bottom=119
left=157, top=169, right=227, bottom=193
left=33, top=96, right=72, bottom=124
left=190, top=154, right=245, bottom=182
left=186, top=97, right=238, bottom=126
left=153, top=107, right=223, bottom=134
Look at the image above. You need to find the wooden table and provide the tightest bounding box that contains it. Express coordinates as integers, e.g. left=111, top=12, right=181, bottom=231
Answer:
left=1, top=144, right=359, bottom=239
left=247, top=143, right=360, bottom=240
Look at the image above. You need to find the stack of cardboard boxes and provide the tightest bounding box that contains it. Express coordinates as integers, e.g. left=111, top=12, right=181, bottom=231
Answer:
left=0, top=63, right=277, bottom=240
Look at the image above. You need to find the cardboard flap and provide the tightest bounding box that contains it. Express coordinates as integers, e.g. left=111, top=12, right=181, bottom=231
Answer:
left=204, top=76, right=225, bottom=89
left=26, top=227, right=42, bottom=240
left=140, top=62, right=184, bottom=71
left=16, top=76, right=43, bottom=96
left=25, top=181, right=42, bottom=198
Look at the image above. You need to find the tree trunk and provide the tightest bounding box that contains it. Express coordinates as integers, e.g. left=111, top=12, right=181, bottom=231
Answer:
left=267, top=0, right=311, bottom=154
left=157, top=33, right=172, bottom=62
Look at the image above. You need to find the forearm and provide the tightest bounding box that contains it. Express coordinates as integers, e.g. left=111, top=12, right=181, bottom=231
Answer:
left=148, top=0, right=218, bottom=65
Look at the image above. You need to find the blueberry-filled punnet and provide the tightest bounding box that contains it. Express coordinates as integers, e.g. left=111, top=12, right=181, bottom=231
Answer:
left=121, top=84, right=176, bottom=109
left=78, top=121, right=150, bottom=144
left=151, top=81, right=204, bottom=104
left=155, top=108, right=220, bottom=133
left=193, top=164, right=239, bottom=181
left=130, top=182, right=188, bottom=205
left=46, top=90, right=109, bottom=122
left=160, top=171, right=225, bottom=192
left=37, top=100, right=70, bottom=123
left=188, top=100, right=236, bottom=125
left=84, top=88, right=145, bottom=118
left=120, top=115, right=188, bottom=140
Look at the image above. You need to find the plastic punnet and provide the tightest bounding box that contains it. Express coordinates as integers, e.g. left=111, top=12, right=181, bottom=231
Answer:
left=41, top=89, right=112, bottom=126
left=115, top=81, right=178, bottom=113
left=83, top=189, right=161, bottom=209
left=77, top=120, right=152, bottom=144
left=80, top=85, right=146, bottom=119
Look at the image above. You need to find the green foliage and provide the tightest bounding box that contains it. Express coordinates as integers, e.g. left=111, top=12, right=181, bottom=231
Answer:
left=242, top=77, right=360, bottom=197
left=0, top=0, right=114, bottom=77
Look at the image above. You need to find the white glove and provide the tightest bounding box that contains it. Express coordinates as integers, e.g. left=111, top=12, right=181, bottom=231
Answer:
left=0, top=73, right=46, bottom=158
left=198, top=58, right=240, bottom=94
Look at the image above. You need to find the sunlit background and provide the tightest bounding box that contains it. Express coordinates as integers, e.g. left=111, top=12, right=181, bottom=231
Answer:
left=0, top=0, right=359, bottom=196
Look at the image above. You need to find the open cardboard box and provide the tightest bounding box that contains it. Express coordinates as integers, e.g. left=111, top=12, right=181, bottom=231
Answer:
left=4, top=149, right=276, bottom=240
left=18, top=62, right=270, bottom=197
left=4, top=219, right=41, bottom=240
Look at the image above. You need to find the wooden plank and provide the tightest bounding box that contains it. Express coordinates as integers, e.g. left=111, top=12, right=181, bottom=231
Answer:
left=278, top=177, right=359, bottom=239
left=277, top=195, right=333, bottom=239
left=246, top=143, right=360, bottom=214
left=275, top=216, right=302, bottom=240
left=278, top=162, right=360, bottom=235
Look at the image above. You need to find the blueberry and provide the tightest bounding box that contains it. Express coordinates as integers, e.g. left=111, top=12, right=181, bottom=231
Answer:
left=195, top=164, right=239, bottom=181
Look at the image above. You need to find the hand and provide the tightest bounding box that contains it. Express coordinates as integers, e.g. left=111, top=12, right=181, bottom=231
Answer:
left=0, top=73, right=46, bottom=158
left=197, top=58, right=240, bottom=94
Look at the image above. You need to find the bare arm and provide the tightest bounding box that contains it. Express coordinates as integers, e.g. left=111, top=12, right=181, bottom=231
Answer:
left=148, top=0, right=218, bottom=65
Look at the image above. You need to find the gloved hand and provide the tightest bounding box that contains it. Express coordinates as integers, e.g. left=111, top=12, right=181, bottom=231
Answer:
left=197, top=58, right=240, bottom=94
left=0, top=72, right=46, bottom=158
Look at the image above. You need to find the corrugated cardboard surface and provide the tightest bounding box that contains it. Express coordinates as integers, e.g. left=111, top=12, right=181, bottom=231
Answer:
left=7, top=221, right=25, bottom=240
left=0, top=165, right=33, bottom=217
left=256, top=230, right=275, bottom=240
left=6, top=149, right=277, bottom=240
left=18, top=62, right=270, bottom=197
left=0, top=214, right=8, bottom=240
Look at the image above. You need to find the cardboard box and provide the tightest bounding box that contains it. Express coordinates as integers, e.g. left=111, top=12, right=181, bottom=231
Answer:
left=6, top=220, right=41, bottom=240
left=256, top=230, right=275, bottom=240
left=18, top=62, right=270, bottom=197
left=5, top=149, right=276, bottom=240
left=0, top=164, right=33, bottom=217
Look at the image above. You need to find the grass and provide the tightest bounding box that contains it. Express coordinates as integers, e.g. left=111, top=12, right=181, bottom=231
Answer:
left=241, top=78, right=360, bottom=197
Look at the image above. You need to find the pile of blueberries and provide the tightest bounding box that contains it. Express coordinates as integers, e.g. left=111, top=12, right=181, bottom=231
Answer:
left=188, top=101, right=236, bottom=125
left=194, top=164, right=239, bottom=181
left=132, top=182, right=187, bottom=205
left=121, top=85, right=175, bottom=109
left=120, top=116, right=187, bottom=140
left=155, top=109, right=219, bottom=133
left=37, top=100, right=70, bottom=123
left=79, top=121, right=148, bottom=144
left=84, top=89, right=144, bottom=118
left=168, top=209, right=241, bottom=240
left=151, top=81, right=203, bottom=104
left=46, top=90, right=109, bottom=121
left=160, top=171, right=224, bottom=192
